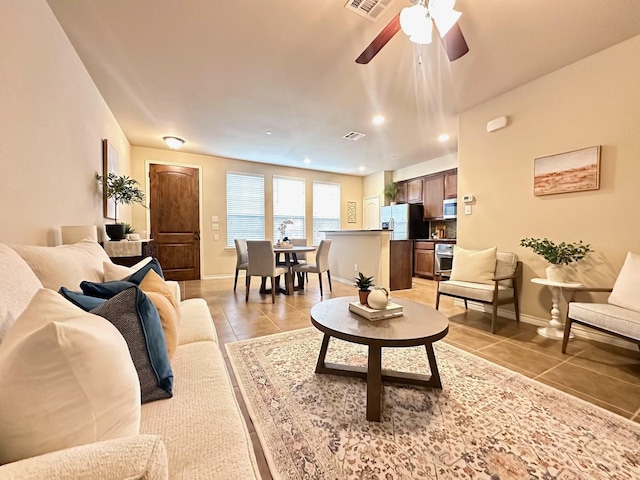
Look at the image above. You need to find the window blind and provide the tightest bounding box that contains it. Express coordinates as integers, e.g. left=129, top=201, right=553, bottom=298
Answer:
left=226, top=172, right=265, bottom=247
left=273, top=176, right=305, bottom=241
left=313, top=182, right=340, bottom=245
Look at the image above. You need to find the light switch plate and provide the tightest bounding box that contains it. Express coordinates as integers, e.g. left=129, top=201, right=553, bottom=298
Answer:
left=212, top=215, right=219, bottom=222
left=214, top=234, right=219, bottom=241
left=212, top=223, right=219, bottom=230
left=465, top=205, right=472, bottom=215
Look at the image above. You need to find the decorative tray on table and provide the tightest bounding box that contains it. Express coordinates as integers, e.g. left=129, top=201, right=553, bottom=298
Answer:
left=349, top=301, right=403, bottom=321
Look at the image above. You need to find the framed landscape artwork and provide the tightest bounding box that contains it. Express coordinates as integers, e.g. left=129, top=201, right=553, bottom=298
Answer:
left=534, top=146, right=601, bottom=196
left=102, top=139, right=119, bottom=219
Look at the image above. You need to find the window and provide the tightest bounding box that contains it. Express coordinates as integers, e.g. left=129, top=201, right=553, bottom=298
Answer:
left=273, top=176, right=305, bottom=241
left=313, top=182, right=340, bottom=245
left=226, top=173, right=265, bottom=247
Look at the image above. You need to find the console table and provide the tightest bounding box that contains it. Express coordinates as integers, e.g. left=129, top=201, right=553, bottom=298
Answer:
left=103, top=240, right=157, bottom=267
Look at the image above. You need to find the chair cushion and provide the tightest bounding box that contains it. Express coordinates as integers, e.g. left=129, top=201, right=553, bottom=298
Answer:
left=449, top=246, right=497, bottom=285
left=439, top=280, right=513, bottom=303
left=0, top=244, right=43, bottom=344
left=608, top=252, right=640, bottom=313
left=495, top=252, right=518, bottom=287
left=569, top=302, right=640, bottom=342
left=0, top=289, right=141, bottom=465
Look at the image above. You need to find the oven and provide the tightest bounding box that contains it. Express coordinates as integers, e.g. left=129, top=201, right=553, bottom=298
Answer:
left=435, top=243, right=454, bottom=276
left=443, top=198, right=457, bottom=219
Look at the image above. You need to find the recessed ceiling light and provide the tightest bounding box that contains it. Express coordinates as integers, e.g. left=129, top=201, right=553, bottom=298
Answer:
left=163, top=136, right=185, bottom=149
left=372, top=115, right=385, bottom=125
left=438, top=133, right=450, bottom=142
left=358, top=166, right=366, bottom=172
left=303, top=158, right=311, bottom=164
left=265, top=131, right=272, bottom=135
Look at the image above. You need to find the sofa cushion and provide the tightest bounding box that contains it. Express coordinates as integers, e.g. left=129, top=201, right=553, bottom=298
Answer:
left=0, top=289, right=140, bottom=465
left=569, top=302, right=640, bottom=341
left=439, top=280, right=514, bottom=303
left=449, top=246, right=497, bottom=285
left=0, top=435, right=167, bottom=480
left=11, top=239, right=111, bottom=290
left=90, top=287, right=174, bottom=403
left=103, top=256, right=153, bottom=281
left=608, top=251, right=640, bottom=313
left=0, top=244, right=42, bottom=344
left=127, top=258, right=164, bottom=284
left=141, top=341, right=259, bottom=479
left=178, top=298, right=218, bottom=345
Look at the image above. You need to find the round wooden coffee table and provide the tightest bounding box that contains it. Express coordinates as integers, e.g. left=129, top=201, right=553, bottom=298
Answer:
left=310, top=296, right=449, bottom=422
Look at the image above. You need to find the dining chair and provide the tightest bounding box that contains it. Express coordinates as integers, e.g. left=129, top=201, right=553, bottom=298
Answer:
left=292, top=239, right=332, bottom=297
left=233, top=239, right=249, bottom=292
left=289, top=238, right=308, bottom=284
left=246, top=240, right=288, bottom=303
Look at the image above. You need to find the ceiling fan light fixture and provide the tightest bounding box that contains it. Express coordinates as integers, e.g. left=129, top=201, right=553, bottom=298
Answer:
left=163, top=136, right=185, bottom=149
left=399, top=4, right=428, bottom=37
left=432, top=8, right=461, bottom=36
left=409, top=18, right=433, bottom=44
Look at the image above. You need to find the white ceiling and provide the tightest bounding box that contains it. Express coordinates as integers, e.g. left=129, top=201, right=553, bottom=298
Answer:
left=47, top=0, right=640, bottom=176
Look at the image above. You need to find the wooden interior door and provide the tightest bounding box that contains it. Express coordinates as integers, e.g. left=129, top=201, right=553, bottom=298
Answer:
left=149, top=164, right=200, bottom=281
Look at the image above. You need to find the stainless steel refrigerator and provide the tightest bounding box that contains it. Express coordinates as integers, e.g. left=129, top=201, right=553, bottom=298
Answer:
left=380, top=204, right=428, bottom=240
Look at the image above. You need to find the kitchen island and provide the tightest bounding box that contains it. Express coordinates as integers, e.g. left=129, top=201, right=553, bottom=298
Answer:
left=323, top=230, right=412, bottom=291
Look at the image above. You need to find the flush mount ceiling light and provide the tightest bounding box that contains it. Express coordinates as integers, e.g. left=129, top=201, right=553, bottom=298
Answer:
left=438, top=133, right=450, bottom=142
left=358, top=166, right=366, bottom=172
left=163, top=136, right=185, bottom=149
left=303, top=158, right=311, bottom=164
left=265, top=130, right=273, bottom=135
left=372, top=115, right=385, bottom=125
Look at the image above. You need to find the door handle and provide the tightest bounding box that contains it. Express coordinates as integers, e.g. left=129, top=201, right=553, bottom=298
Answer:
left=194, top=231, right=200, bottom=241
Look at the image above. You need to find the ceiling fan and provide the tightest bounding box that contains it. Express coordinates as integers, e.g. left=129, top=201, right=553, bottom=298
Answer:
left=355, top=0, right=469, bottom=64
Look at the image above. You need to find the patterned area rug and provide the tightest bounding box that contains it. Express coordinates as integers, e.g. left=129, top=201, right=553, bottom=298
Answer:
left=226, top=328, right=640, bottom=479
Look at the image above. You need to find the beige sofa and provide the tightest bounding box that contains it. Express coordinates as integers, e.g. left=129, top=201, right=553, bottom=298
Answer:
left=0, top=241, right=259, bottom=479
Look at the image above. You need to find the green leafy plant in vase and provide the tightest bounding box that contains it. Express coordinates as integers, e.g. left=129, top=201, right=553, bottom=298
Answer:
left=354, top=272, right=374, bottom=305
left=384, top=182, right=398, bottom=205
left=519, top=237, right=593, bottom=282
left=97, top=172, right=147, bottom=241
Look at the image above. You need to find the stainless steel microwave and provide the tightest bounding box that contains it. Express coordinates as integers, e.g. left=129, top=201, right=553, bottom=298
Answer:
left=443, top=198, right=457, bottom=219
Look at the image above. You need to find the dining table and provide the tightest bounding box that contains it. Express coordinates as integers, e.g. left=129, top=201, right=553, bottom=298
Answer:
left=259, top=245, right=316, bottom=295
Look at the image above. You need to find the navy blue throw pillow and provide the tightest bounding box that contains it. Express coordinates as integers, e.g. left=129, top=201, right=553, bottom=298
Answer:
left=58, top=287, right=106, bottom=311
left=80, top=280, right=136, bottom=299
left=126, top=258, right=164, bottom=285
left=90, top=287, right=173, bottom=403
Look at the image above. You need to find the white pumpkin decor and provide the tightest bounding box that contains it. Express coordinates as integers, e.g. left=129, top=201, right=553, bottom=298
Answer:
left=367, top=286, right=390, bottom=310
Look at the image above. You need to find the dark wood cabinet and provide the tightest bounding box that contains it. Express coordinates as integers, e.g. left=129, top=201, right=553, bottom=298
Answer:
left=444, top=170, right=457, bottom=199
left=422, top=175, right=444, bottom=219
left=414, top=241, right=435, bottom=279
left=407, top=179, right=423, bottom=204
left=395, top=181, right=408, bottom=204
left=390, top=240, right=413, bottom=290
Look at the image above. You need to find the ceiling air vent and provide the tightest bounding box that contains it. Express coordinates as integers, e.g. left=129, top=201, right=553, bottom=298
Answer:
left=343, top=131, right=367, bottom=141
left=344, top=0, right=396, bottom=22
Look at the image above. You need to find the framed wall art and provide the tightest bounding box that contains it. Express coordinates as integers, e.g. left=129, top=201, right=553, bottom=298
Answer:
left=347, top=201, right=357, bottom=223
left=102, top=139, right=120, bottom=219
left=534, top=145, right=600, bottom=196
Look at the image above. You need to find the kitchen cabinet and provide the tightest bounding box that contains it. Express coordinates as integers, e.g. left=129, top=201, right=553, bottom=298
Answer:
left=422, top=175, right=444, bottom=219
left=395, top=181, right=408, bottom=204
left=414, top=241, right=435, bottom=279
left=444, top=170, right=457, bottom=199
left=407, top=179, right=423, bottom=204
left=390, top=240, right=413, bottom=290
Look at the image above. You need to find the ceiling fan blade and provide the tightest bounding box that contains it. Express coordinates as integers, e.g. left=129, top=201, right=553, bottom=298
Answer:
left=355, top=13, right=401, bottom=64
left=440, top=22, right=469, bottom=61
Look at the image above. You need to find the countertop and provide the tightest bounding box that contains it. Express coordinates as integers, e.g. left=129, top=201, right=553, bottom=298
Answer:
left=415, top=238, right=457, bottom=242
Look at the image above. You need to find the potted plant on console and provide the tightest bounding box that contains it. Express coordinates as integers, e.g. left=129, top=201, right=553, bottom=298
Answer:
left=97, top=172, right=147, bottom=241
left=354, top=272, right=374, bottom=305
left=520, top=237, right=593, bottom=283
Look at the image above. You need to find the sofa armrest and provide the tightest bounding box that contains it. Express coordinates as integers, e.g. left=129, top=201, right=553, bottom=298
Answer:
left=165, top=280, right=181, bottom=304
left=0, top=435, right=167, bottom=480
left=566, top=286, right=613, bottom=302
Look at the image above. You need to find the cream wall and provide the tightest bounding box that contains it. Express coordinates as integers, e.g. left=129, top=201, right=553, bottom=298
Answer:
left=458, top=34, right=640, bottom=321
left=363, top=170, right=394, bottom=206
left=0, top=0, right=130, bottom=245
left=130, top=147, right=363, bottom=277
left=392, top=153, right=458, bottom=182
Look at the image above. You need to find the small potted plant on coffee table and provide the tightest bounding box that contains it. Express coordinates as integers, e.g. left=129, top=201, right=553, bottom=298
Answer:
left=354, top=272, right=374, bottom=305
left=97, top=172, right=147, bottom=241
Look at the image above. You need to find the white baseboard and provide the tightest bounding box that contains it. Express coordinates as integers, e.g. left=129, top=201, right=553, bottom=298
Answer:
left=456, top=300, right=638, bottom=351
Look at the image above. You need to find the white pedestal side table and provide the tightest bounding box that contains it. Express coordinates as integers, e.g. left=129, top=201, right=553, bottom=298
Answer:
left=531, top=278, right=583, bottom=340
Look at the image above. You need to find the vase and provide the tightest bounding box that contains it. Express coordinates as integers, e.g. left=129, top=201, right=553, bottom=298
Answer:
left=105, top=224, right=126, bottom=241
left=358, top=290, right=370, bottom=306
left=545, top=265, right=567, bottom=283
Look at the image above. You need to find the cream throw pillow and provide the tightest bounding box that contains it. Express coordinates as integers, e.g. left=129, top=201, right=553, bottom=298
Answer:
left=11, top=239, right=111, bottom=290
left=0, top=289, right=141, bottom=465
left=449, top=246, right=498, bottom=285
left=103, top=257, right=153, bottom=282
left=608, top=252, right=640, bottom=312
left=139, top=270, right=180, bottom=359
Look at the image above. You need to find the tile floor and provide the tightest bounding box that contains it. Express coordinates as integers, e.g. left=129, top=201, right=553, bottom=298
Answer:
left=182, top=275, right=640, bottom=479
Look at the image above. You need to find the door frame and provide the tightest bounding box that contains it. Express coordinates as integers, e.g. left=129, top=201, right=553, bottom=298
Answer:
left=145, top=159, right=204, bottom=279
left=363, top=195, right=380, bottom=230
